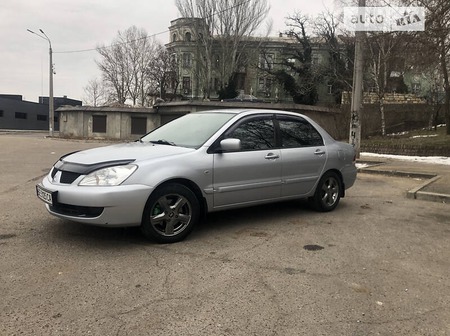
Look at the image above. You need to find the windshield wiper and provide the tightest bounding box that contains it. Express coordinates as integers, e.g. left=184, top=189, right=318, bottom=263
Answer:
left=149, top=139, right=176, bottom=146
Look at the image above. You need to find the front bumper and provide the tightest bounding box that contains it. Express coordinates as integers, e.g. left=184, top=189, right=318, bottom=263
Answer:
left=39, top=177, right=153, bottom=227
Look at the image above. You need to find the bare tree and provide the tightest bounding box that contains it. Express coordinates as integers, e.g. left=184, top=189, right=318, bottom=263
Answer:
left=337, top=0, right=426, bottom=136
left=416, top=0, right=450, bottom=134
left=125, top=27, right=158, bottom=106
left=147, top=45, right=180, bottom=101
left=314, top=10, right=355, bottom=103
left=83, top=78, right=108, bottom=106
left=97, top=41, right=128, bottom=104
left=175, top=0, right=270, bottom=97
left=365, top=32, right=412, bottom=136
left=96, top=26, right=158, bottom=106
left=214, top=0, right=270, bottom=89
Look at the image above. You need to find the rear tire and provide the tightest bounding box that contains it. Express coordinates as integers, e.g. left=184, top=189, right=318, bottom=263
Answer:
left=311, top=171, right=342, bottom=212
left=141, top=183, right=200, bottom=243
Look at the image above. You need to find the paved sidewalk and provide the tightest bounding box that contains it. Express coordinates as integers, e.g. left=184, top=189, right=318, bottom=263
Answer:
left=358, top=155, right=450, bottom=204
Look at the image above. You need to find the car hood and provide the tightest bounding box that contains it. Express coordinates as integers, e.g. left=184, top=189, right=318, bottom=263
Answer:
left=62, top=142, right=195, bottom=165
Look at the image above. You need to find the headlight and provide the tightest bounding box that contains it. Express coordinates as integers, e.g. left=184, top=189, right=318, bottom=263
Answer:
left=79, top=164, right=137, bottom=186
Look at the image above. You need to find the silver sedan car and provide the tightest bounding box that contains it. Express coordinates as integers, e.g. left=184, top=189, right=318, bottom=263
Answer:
left=36, top=109, right=357, bottom=243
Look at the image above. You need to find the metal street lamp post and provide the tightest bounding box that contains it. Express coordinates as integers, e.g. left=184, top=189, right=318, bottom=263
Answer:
left=27, top=29, right=54, bottom=137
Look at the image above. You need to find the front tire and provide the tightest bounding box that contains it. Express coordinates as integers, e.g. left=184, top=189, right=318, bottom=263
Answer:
left=141, top=183, right=200, bottom=243
left=311, top=171, right=342, bottom=212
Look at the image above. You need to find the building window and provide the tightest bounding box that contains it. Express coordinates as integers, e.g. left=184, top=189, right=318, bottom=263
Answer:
left=15, top=112, right=27, bottom=119
left=312, top=55, right=321, bottom=65
left=37, top=114, right=47, bottom=121
left=92, top=115, right=107, bottom=133
left=214, top=78, right=220, bottom=92
left=258, top=77, right=273, bottom=96
left=182, top=77, right=191, bottom=94
left=259, top=54, right=274, bottom=70
left=259, top=78, right=265, bottom=91
left=131, top=117, right=147, bottom=135
left=172, top=33, right=177, bottom=42
left=266, top=78, right=272, bottom=96
left=185, top=32, right=192, bottom=42
left=182, top=53, right=192, bottom=68
left=170, top=53, right=177, bottom=64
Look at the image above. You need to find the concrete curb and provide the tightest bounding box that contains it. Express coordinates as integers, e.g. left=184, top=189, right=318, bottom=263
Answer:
left=358, top=167, right=449, bottom=204
left=357, top=168, right=437, bottom=180
left=406, top=175, right=449, bottom=204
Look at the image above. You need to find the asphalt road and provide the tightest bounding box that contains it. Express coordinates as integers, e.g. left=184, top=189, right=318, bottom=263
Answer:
left=1, top=133, right=449, bottom=335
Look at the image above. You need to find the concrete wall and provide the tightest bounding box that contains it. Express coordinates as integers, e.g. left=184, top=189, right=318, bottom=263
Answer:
left=57, top=102, right=444, bottom=141
left=340, top=104, right=444, bottom=138
left=58, top=103, right=344, bottom=140
left=342, top=92, right=427, bottom=104
left=58, top=106, right=160, bottom=140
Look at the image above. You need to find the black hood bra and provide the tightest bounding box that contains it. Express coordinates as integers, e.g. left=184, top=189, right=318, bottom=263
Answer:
left=54, top=158, right=136, bottom=175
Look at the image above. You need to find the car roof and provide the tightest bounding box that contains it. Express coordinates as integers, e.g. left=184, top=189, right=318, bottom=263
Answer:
left=197, top=108, right=305, bottom=117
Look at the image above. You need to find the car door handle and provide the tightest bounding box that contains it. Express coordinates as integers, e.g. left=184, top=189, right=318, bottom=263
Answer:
left=314, top=149, right=326, bottom=156
left=265, top=153, right=280, bottom=160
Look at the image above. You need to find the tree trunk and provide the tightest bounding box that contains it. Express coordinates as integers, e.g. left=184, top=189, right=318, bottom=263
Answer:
left=444, top=87, right=450, bottom=135
left=439, top=37, right=450, bottom=135
left=379, top=96, right=386, bottom=136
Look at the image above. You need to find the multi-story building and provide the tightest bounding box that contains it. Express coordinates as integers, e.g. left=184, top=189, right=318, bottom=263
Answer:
left=165, top=18, right=441, bottom=106
left=165, top=18, right=336, bottom=105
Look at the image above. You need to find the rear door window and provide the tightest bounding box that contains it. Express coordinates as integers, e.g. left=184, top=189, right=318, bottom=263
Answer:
left=277, top=117, right=323, bottom=148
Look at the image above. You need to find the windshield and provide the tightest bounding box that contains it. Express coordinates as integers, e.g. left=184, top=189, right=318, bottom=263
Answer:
left=141, top=112, right=236, bottom=148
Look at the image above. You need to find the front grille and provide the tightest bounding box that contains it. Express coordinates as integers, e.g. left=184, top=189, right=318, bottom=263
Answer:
left=60, top=171, right=81, bottom=184
left=50, top=203, right=104, bottom=218
left=51, top=168, right=81, bottom=184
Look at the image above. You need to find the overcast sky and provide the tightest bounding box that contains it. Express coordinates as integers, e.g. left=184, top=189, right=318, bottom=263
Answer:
left=0, top=0, right=336, bottom=104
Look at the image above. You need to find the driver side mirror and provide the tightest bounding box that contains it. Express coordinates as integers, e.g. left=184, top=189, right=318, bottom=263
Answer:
left=219, top=138, right=241, bottom=152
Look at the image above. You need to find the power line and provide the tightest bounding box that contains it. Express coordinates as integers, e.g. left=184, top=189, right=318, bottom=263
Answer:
left=53, top=0, right=254, bottom=54
left=53, top=28, right=169, bottom=54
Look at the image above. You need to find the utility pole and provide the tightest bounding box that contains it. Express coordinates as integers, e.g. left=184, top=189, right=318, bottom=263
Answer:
left=27, top=29, right=54, bottom=137
left=349, top=0, right=366, bottom=158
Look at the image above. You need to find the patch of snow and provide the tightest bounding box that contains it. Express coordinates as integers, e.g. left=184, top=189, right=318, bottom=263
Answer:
left=361, top=152, right=450, bottom=166
left=387, top=124, right=446, bottom=137
left=356, top=163, right=370, bottom=169
left=387, top=131, right=408, bottom=137
left=410, top=134, right=438, bottom=139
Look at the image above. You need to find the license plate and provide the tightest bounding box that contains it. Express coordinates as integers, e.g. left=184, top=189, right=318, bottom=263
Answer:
left=36, top=185, right=57, bottom=206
